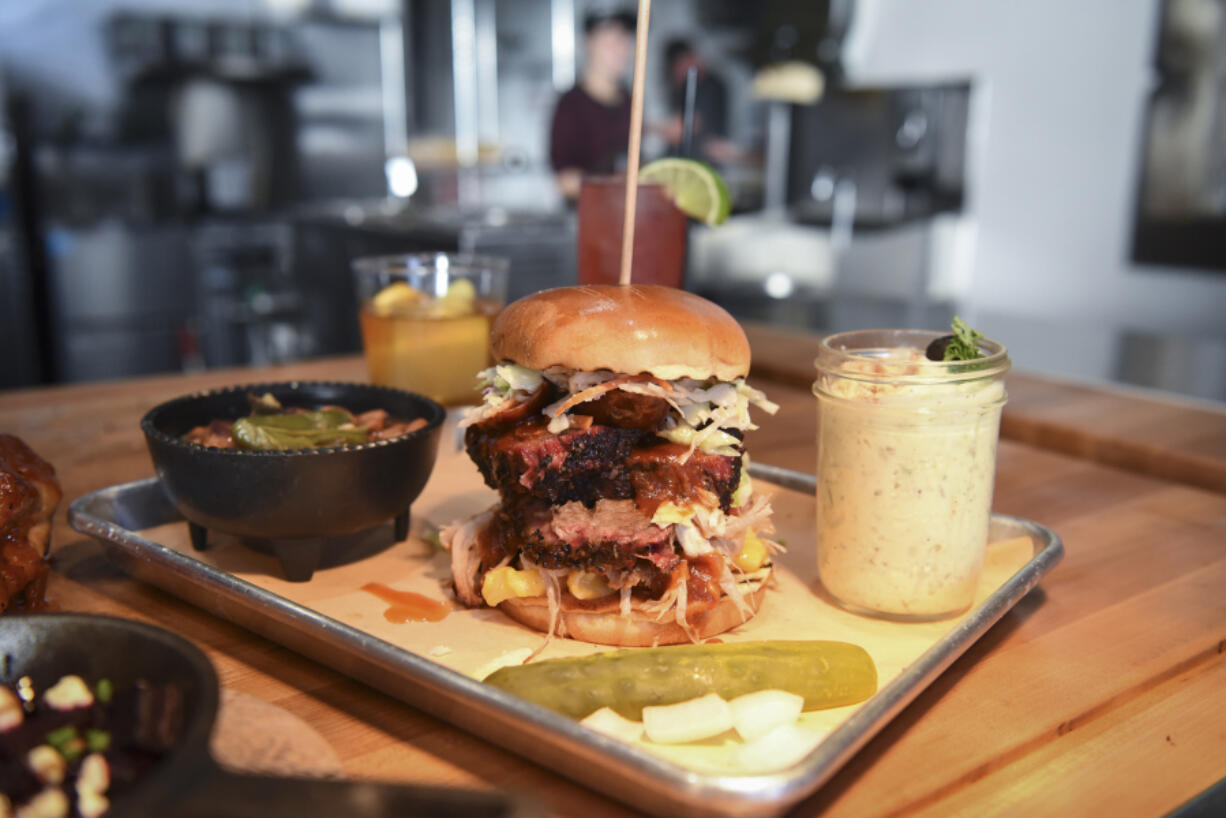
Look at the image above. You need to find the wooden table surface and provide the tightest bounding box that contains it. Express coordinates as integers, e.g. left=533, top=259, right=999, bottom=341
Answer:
left=2, top=342, right=1225, bottom=817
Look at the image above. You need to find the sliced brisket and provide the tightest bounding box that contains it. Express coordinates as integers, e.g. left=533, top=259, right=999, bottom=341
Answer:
left=466, top=420, right=741, bottom=510
left=488, top=498, right=680, bottom=599
left=466, top=419, right=648, bottom=506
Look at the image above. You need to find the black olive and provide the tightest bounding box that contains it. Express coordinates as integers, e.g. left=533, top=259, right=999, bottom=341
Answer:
left=926, top=335, right=955, bottom=361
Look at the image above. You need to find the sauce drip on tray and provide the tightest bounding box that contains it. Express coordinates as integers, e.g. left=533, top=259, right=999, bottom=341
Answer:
left=362, top=583, right=451, bottom=623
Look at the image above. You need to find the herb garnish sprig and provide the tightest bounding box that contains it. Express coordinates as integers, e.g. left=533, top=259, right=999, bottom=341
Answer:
left=926, top=316, right=985, bottom=362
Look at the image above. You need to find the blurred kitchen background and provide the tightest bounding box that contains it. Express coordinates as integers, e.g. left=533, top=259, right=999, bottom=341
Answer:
left=1, top=0, right=1224, bottom=401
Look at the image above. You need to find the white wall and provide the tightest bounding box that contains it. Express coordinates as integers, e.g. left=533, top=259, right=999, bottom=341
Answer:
left=845, top=0, right=1226, bottom=336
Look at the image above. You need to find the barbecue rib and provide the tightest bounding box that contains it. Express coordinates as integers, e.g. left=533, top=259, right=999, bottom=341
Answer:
left=0, top=434, right=61, bottom=612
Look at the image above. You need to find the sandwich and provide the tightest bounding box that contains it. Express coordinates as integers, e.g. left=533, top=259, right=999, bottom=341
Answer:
left=442, top=285, right=779, bottom=647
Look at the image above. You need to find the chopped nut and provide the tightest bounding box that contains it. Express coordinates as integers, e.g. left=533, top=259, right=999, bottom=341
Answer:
left=16, top=677, right=35, bottom=709
left=75, top=791, right=108, bottom=818
left=76, top=753, right=110, bottom=795
left=42, top=675, right=93, bottom=711
left=14, top=788, right=69, bottom=818
left=26, top=745, right=66, bottom=785
left=75, top=754, right=111, bottom=818
left=0, top=687, right=22, bottom=731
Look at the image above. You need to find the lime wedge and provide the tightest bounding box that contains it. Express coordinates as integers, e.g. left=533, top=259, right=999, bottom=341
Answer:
left=639, top=159, right=731, bottom=225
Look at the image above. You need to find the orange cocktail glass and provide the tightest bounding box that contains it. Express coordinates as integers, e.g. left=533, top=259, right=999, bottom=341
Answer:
left=353, top=253, right=508, bottom=406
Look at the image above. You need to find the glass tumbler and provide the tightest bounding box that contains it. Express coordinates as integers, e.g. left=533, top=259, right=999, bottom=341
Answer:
left=577, top=177, right=688, bottom=287
left=353, top=253, right=508, bottom=406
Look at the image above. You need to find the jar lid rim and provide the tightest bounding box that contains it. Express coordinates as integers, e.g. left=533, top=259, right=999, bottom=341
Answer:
left=813, top=329, right=1010, bottom=384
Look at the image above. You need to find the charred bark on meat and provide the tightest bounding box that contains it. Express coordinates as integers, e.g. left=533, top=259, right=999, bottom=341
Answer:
left=465, top=421, right=741, bottom=511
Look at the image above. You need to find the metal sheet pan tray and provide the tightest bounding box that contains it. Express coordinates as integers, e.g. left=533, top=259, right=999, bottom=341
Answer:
left=69, top=464, right=1062, bottom=817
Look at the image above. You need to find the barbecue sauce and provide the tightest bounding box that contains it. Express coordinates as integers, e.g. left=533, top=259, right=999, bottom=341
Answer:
left=580, top=391, right=671, bottom=429
left=676, top=553, right=723, bottom=614
left=361, top=583, right=451, bottom=623
left=627, top=443, right=719, bottom=517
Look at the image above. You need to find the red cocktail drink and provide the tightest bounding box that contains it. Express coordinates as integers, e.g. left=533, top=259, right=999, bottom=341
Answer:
left=577, top=177, right=687, bottom=287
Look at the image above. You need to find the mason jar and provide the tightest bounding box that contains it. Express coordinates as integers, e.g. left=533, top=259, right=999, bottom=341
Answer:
left=812, top=329, right=1010, bottom=620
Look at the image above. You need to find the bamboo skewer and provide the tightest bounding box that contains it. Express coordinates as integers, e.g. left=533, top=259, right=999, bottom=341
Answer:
left=618, top=0, right=652, bottom=287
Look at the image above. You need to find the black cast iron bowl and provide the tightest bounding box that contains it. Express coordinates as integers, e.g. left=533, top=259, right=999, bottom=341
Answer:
left=0, top=614, right=217, bottom=815
left=140, top=382, right=445, bottom=541
left=1, top=614, right=536, bottom=818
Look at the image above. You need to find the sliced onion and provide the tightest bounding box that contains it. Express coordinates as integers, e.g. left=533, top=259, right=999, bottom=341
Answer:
left=729, top=689, right=804, bottom=742
left=642, top=693, right=733, bottom=744
left=732, top=723, right=824, bottom=774
left=580, top=707, right=644, bottom=743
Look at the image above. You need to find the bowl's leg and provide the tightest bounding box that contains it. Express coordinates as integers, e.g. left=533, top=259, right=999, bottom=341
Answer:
left=188, top=522, right=209, bottom=551
left=272, top=538, right=324, bottom=583
left=394, top=510, right=410, bottom=542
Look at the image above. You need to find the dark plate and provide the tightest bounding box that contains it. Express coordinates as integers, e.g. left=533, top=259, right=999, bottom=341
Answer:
left=140, top=382, right=445, bottom=542
left=0, top=613, right=215, bottom=815
left=0, top=614, right=538, bottom=818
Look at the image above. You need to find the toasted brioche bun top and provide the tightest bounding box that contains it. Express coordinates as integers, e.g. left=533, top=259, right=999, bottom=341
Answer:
left=490, top=285, right=750, bottom=381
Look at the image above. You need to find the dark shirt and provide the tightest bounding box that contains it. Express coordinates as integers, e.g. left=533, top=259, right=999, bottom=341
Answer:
left=549, top=85, right=631, bottom=175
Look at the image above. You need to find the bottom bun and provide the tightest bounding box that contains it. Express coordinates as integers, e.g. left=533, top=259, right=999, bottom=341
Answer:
left=497, top=574, right=770, bottom=647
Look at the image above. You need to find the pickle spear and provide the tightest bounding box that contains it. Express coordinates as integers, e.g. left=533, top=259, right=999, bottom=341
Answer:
left=483, top=641, right=877, bottom=720
left=232, top=410, right=369, bottom=450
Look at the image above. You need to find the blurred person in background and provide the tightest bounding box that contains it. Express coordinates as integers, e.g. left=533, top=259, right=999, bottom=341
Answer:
left=549, top=10, right=635, bottom=201
left=656, top=38, right=741, bottom=166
